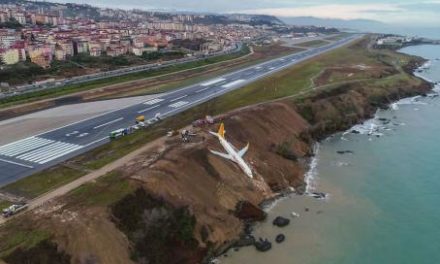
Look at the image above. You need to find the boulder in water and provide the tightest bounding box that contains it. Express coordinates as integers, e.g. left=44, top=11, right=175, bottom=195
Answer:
left=311, top=192, right=328, bottom=199
left=254, top=238, right=272, bottom=252
left=336, top=150, right=354, bottom=155
left=275, top=234, right=285, bottom=243
left=272, top=216, right=290, bottom=227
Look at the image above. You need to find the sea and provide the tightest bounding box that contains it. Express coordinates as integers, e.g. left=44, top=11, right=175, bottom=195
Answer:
left=219, top=33, right=440, bottom=264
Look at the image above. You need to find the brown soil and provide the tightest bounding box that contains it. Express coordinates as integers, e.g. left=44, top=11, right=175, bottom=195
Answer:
left=34, top=205, right=135, bottom=264
left=118, top=102, right=312, bottom=252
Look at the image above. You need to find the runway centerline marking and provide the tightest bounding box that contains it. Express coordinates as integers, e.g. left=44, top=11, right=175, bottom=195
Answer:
left=200, top=78, right=226, bottom=87
left=169, top=95, right=188, bottom=102
left=137, top=104, right=160, bottom=114
left=196, top=87, right=210, bottom=93
left=93, top=117, right=124, bottom=129
left=221, top=79, right=245, bottom=88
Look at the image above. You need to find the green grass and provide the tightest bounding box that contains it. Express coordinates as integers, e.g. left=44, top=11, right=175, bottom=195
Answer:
left=0, top=223, right=50, bottom=258
left=105, top=46, right=304, bottom=99
left=67, top=171, right=135, bottom=206
left=0, top=166, right=86, bottom=199
left=0, top=36, right=421, bottom=202
left=0, top=200, right=12, bottom=211
left=0, top=45, right=251, bottom=109
left=0, top=39, right=369, bottom=199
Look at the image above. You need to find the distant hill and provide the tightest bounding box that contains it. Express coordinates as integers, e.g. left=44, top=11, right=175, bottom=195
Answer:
left=281, top=17, right=386, bottom=32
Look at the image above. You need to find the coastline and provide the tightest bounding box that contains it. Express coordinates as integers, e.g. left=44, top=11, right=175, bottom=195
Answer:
left=1, top=37, right=437, bottom=264
left=215, top=46, right=435, bottom=263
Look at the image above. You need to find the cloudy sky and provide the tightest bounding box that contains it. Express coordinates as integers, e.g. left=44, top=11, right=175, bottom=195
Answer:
left=51, top=0, right=440, bottom=26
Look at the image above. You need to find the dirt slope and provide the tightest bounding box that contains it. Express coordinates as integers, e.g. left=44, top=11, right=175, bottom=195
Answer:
left=120, top=102, right=312, bottom=250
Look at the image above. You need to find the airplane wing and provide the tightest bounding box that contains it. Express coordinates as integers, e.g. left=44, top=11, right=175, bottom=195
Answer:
left=238, top=143, right=249, bottom=157
left=210, top=150, right=233, bottom=160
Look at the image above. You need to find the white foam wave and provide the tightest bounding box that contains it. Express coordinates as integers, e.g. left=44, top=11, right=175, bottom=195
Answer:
left=304, top=143, right=320, bottom=193
left=395, top=96, right=427, bottom=106
left=262, top=195, right=289, bottom=212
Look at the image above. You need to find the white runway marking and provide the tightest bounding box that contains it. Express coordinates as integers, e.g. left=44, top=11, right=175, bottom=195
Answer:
left=221, top=79, right=245, bottom=88
left=0, top=158, right=34, bottom=169
left=169, top=95, right=188, bottom=102
left=16, top=141, right=83, bottom=164
left=93, top=117, right=124, bottom=129
left=137, top=104, right=160, bottom=114
left=84, top=137, right=109, bottom=147
left=201, top=78, right=226, bottom=87
left=143, top=98, right=164, bottom=105
left=0, top=137, right=54, bottom=157
left=196, top=87, right=210, bottom=93
left=169, top=101, right=189, bottom=108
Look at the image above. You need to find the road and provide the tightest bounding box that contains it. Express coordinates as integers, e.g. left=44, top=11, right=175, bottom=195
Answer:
left=0, top=35, right=360, bottom=187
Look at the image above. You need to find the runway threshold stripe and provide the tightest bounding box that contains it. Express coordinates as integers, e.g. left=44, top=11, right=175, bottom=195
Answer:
left=35, top=145, right=83, bottom=164
left=0, top=137, right=54, bottom=157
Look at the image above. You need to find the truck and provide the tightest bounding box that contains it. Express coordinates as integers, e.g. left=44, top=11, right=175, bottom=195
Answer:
left=136, top=115, right=145, bottom=124
left=109, top=128, right=127, bottom=139
left=2, top=203, right=28, bottom=218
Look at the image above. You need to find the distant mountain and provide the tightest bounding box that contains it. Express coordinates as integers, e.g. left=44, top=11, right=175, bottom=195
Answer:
left=281, top=17, right=386, bottom=32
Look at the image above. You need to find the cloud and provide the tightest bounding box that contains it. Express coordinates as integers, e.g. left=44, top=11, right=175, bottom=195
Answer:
left=241, top=3, right=404, bottom=21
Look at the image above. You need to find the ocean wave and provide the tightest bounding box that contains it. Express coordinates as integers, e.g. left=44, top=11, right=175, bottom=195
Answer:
left=395, top=96, right=427, bottom=106
left=305, top=143, right=320, bottom=193
left=262, top=195, right=290, bottom=212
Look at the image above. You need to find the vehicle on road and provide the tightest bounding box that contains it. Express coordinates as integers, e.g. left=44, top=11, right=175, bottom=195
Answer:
left=109, top=128, right=127, bottom=139
left=136, top=115, right=145, bottom=124
left=2, top=203, right=28, bottom=218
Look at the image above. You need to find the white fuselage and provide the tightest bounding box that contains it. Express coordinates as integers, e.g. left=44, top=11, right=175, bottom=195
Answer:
left=218, top=136, right=253, bottom=178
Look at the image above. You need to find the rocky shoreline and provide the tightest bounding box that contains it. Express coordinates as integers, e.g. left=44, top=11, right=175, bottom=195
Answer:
left=206, top=56, right=433, bottom=263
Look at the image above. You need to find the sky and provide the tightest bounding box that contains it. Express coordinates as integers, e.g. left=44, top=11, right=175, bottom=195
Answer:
left=50, top=0, right=440, bottom=26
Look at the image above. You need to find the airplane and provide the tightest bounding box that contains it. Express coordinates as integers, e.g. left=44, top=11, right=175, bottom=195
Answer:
left=209, top=123, right=253, bottom=178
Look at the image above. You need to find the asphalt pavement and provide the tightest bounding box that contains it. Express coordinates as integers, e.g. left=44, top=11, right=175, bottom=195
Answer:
left=0, top=35, right=360, bottom=187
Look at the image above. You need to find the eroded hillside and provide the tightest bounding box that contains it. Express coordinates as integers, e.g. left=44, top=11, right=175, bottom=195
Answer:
left=0, top=36, right=433, bottom=264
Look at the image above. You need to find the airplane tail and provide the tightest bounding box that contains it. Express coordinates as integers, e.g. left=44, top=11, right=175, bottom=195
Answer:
left=210, top=122, right=226, bottom=138
left=217, top=123, right=225, bottom=138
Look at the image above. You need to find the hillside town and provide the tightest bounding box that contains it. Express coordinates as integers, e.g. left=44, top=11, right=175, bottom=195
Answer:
left=0, top=0, right=340, bottom=92
left=0, top=3, right=263, bottom=68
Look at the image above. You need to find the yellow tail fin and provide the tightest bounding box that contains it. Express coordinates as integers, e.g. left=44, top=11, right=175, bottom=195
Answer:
left=218, top=123, right=225, bottom=138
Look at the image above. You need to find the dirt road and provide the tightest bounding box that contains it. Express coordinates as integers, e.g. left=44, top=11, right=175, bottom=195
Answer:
left=0, top=134, right=167, bottom=225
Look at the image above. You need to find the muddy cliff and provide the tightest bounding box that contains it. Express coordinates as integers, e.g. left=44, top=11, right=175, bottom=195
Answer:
left=108, top=58, right=432, bottom=263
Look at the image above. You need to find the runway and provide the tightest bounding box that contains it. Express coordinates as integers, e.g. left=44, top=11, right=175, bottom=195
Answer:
left=0, top=35, right=360, bottom=187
